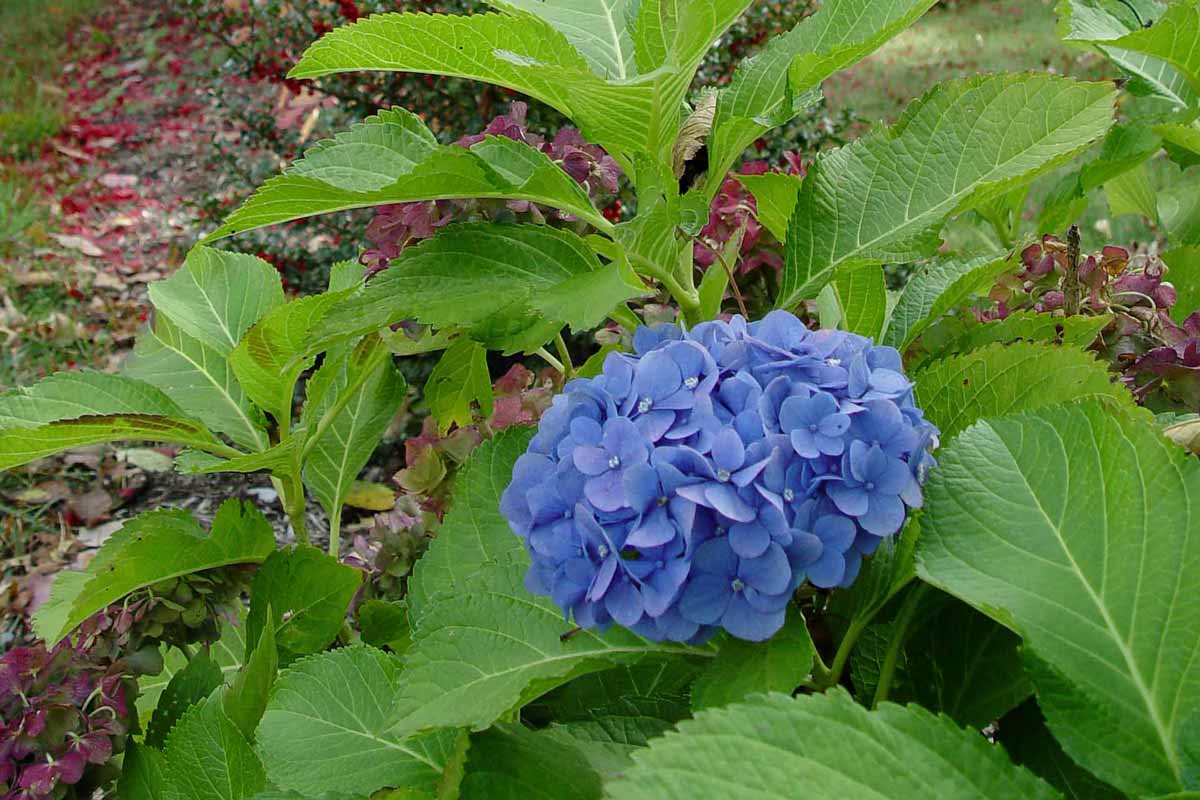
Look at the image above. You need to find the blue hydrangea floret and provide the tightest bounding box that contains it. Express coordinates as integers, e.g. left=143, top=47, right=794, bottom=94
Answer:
left=500, top=312, right=938, bottom=643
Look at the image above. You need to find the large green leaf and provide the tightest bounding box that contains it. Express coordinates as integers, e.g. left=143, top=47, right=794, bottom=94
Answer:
left=734, top=172, right=800, bottom=242
left=254, top=646, right=454, bottom=797
left=33, top=501, right=275, bottom=644
left=778, top=75, right=1117, bottom=307
left=914, top=312, right=1113, bottom=369
left=492, top=0, right=638, bottom=79
left=302, top=338, right=406, bottom=529
left=126, top=316, right=268, bottom=451
left=913, top=341, right=1133, bottom=439
left=407, top=427, right=532, bottom=619
left=1058, top=0, right=1200, bottom=107
left=246, top=545, right=362, bottom=665
left=118, top=743, right=167, bottom=800
left=390, top=560, right=703, bottom=739
left=1104, top=1, right=1200, bottom=93
left=163, top=695, right=267, bottom=800
left=1161, top=165, right=1200, bottom=244
left=918, top=402, right=1200, bottom=797
left=206, top=110, right=608, bottom=241
left=223, top=620, right=278, bottom=742
left=310, top=223, right=635, bottom=355
left=0, top=371, right=228, bottom=470
left=460, top=725, right=603, bottom=800
left=902, top=596, right=1033, bottom=729
left=287, top=12, right=667, bottom=164
left=882, top=254, right=1008, bottom=350
left=690, top=613, right=815, bottom=711
left=706, top=0, right=936, bottom=188
left=606, top=689, right=1059, bottom=799
left=148, top=247, right=284, bottom=355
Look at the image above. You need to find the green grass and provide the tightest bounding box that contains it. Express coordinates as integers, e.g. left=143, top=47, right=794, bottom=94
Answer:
left=0, top=0, right=101, bottom=157
left=824, top=0, right=1107, bottom=124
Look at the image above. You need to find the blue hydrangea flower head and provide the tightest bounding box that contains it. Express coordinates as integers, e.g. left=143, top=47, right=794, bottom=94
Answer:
left=500, top=311, right=938, bottom=642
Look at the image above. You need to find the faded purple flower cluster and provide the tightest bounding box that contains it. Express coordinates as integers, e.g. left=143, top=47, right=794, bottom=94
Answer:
left=1, top=641, right=132, bottom=800
left=501, top=312, right=938, bottom=643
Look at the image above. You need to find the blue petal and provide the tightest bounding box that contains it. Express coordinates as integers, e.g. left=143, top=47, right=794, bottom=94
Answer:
left=626, top=508, right=677, bottom=548
left=729, top=521, right=770, bottom=559
left=805, top=546, right=845, bottom=589
left=827, top=482, right=869, bottom=517
left=861, top=493, right=905, bottom=536
left=839, top=550, right=863, bottom=587
left=679, top=575, right=731, bottom=625
left=815, top=514, right=857, bottom=551
left=585, top=470, right=628, bottom=512
left=569, top=416, right=602, bottom=446
left=623, top=462, right=661, bottom=511
left=712, top=428, right=746, bottom=473
left=692, top=537, right=737, bottom=577
left=604, top=418, right=649, bottom=465
left=738, top=542, right=791, bottom=595
left=722, top=593, right=786, bottom=641
left=587, top=555, right=618, bottom=601
left=705, top=483, right=756, bottom=522
left=574, top=445, right=612, bottom=477
left=791, top=429, right=820, bottom=459
left=605, top=578, right=645, bottom=626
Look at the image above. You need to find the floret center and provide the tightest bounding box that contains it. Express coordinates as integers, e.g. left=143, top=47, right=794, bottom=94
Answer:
left=730, top=578, right=745, bottom=592
left=683, top=376, right=699, bottom=389
left=716, top=468, right=731, bottom=482
left=608, top=455, right=621, bottom=469
left=637, top=397, right=653, bottom=413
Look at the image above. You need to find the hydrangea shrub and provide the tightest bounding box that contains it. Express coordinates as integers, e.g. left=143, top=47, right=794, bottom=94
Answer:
left=3, top=1, right=1199, bottom=799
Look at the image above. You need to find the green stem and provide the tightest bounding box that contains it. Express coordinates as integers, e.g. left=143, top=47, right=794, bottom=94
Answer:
left=554, top=332, right=575, bottom=379
left=629, top=252, right=701, bottom=322
left=328, top=506, right=343, bottom=558
left=810, top=617, right=868, bottom=691
left=283, top=466, right=309, bottom=545
left=872, top=583, right=929, bottom=708
left=535, top=346, right=566, bottom=375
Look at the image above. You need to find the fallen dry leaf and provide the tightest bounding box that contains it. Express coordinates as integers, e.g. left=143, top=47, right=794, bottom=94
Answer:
left=344, top=480, right=396, bottom=511
left=66, top=487, right=113, bottom=526
left=49, top=233, right=104, bottom=257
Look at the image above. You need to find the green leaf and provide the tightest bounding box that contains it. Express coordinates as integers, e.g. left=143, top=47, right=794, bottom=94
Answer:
left=996, top=701, right=1125, bottom=800
left=734, top=172, right=801, bottom=242
left=912, top=341, right=1133, bottom=439
left=126, top=315, right=268, bottom=451
left=705, top=0, right=936, bottom=187
left=424, top=339, right=493, bottom=435
left=255, top=646, right=453, bottom=797
left=632, top=0, right=752, bottom=73
left=492, top=0, right=638, bottom=79
left=917, top=401, right=1200, bottom=797
left=1161, top=165, right=1200, bottom=244
left=882, top=254, right=1009, bottom=350
left=1164, top=245, right=1200, bottom=322
left=148, top=247, right=284, bottom=355
left=1105, top=161, right=1160, bottom=220
left=1079, top=121, right=1164, bottom=192
left=1104, top=1, right=1200, bottom=93
left=390, top=560, right=704, bottom=740
left=528, top=659, right=698, bottom=726
left=1058, top=0, right=1200, bottom=107
left=173, top=438, right=301, bottom=476
left=163, top=696, right=267, bottom=800
left=0, top=371, right=226, bottom=471
left=903, top=596, right=1033, bottom=729
left=830, top=265, right=887, bottom=339
left=33, top=501, right=275, bottom=644
left=690, top=613, right=815, bottom=711
left=302, top=338, right=406, bottom=529
left=359, top=599, right=411, bottom=653
left=119, top=743, right=167, bottom=800
left=459, top=725, right=602, bottom=800
left=146, top=649, right=225, bottom=748
left=1158, top=121, right=1200, bottom=165
left=542, top=717, right=673, bottom=779
left=407, top=427, right=533, bottom=619
left=778, top=75, right=1117, bottom=307
left=827, top=517, right=919, bottom=638
left=246, top=545, right=362, bottom=665
left=311, top=224, right=621, bottom=355
left=206, top=108, right=607, bottom=242
left=915, top=312, right=1112, bottom=369
left=223, top=618, right=278, bottom=742
left=287, top=12, right=667, bottom=164
left=229, top=292, right=351, bottom=424
left=607, top=689, right=1060, bottom=799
